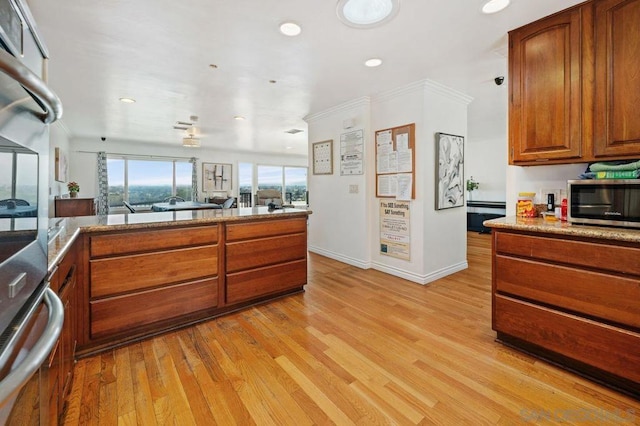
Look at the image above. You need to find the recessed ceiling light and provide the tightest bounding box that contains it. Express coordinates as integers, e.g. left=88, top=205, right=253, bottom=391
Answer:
left=285, top=129, right=304, bottom=134
left=285, top=146, right=294, bottom=150
left=337, top=0, right=400, bottom=29
left=364, top=58, right=383, bottom=67
left=482, top=0, right=510, bottom=14
left=234, top=115, right=246, bottom=121
left=279, top=22, right=302, bottom=36
left=119, top=97, right=136, bottom=103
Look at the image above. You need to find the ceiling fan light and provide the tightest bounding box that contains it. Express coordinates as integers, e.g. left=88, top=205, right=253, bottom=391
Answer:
left=182, top=136, right=201, bottom=147
left=482, top=0, right=510, bottom=14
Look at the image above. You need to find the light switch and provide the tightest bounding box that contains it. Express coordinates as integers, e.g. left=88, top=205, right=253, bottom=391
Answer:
left=349, top=184, right=359, bottom=194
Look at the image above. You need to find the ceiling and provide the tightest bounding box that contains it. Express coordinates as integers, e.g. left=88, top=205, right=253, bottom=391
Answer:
left=28, top=0, right=583, bottom=156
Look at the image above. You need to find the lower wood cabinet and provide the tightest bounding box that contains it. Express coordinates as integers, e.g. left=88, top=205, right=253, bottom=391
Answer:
left=492, top=229, right=640, bottom=397
left=55, top=198, right=96, bottom=217
left=78, top=217, right=309, bottom=356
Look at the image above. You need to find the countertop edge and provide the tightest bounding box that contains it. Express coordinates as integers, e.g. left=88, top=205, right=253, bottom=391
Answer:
left=484, top=216, right=640, bottom=243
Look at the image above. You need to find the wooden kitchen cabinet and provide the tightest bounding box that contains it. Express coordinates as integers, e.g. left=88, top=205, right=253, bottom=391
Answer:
left=225, top=218, right=307, bottom=304
left=509, top=0, right=640, bottom=165
left=593, top=0, right=640, bottom=158
left=491, top=229, right=640, bottom=397
left=508, top=4, right=590, bottom=164
left=55, top=198, right=96, bottom=217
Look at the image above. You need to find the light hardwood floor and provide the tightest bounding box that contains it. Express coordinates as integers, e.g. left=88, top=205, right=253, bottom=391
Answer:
left=63, top=233, right=640, bottom=425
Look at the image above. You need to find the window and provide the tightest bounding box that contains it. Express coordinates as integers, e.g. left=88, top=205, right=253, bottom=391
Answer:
left=0, top=151, right=37, bottom=204
left=107, top=157, right=193, bottom=208
left=284, top=167, right=307, bottom=206
left=238, top=162, right=253, bottom=206
left=257, top=165, right=308, bottom=206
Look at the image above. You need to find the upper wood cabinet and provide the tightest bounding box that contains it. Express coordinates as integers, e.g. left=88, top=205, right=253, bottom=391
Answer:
left=508, top=4, right=592, bottom=164
left=593, top=0, right=640, bottom=157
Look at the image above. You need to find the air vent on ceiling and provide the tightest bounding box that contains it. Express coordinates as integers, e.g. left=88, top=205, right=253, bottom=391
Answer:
left=285, top=128, right=304, bottom=134
left=173, top=125, right=190, bottom=130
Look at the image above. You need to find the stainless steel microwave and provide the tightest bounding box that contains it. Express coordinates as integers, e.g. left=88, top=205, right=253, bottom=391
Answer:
left=568, top=179, right=640, bottom=229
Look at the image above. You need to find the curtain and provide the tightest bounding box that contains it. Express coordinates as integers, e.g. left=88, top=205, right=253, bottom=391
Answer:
left=190, top=157, right=198, bottom=201
left=97, top=152, right=109, bottom=215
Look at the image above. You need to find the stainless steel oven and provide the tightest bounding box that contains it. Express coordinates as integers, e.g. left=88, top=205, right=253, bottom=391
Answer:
left=0, top=0, right=64, bottom=424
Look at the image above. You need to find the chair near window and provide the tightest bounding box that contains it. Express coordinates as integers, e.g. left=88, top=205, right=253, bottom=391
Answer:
left=0, top=198, right=30, bottom=206
left=163, top=196, right=185, bottom=203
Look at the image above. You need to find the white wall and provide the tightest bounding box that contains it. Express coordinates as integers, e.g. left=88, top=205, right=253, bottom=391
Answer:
left=306, top=80, right=472, bottom=285
left=466, top=136, right=508, bottom=202
left=67, top=137, right=307, bottom=203
left=505, top=163, right=587, bottom=216
left=305, top=98, right=372, bottom=268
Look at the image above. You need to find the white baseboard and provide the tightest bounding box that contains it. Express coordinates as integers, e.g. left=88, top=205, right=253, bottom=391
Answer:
left=308, top=246, right=371, bottom=269
left=370, top=260, right=468, bottom=285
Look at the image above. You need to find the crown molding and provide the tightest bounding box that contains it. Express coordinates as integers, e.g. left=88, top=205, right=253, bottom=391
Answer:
left=304, top=96, right=371, bottom=123
left=372, top=79, right=473, bottom=105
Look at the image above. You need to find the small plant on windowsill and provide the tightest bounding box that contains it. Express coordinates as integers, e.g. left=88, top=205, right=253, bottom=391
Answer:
left=67, top=181, right=79, bottom=198
left=466, top=176, right=479, bottom=201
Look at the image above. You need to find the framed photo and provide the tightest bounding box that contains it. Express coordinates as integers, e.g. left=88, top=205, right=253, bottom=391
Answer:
left=312, top=140, right=333, bottom=175
left=54, top=147, right=68, bottom=182
left=435, top=132, right=464, bottom=210
left=202, top=163, right=232, bottom=192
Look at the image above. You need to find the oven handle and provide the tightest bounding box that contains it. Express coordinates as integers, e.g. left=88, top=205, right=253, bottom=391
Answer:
left=0, top=288, right=63, bottom=404
left=0, top=48, right=63, bottom=124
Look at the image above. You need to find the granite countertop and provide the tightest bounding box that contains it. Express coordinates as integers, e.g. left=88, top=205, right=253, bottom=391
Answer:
left=484, top=216, right=640, bottom=243
left=47, top=206, right=311, bottom=272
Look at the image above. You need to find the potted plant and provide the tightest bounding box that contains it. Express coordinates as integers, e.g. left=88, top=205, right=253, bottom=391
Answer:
left=67, top=181, right=79, bottom=198
left=466, top=176, right=479, bottom=201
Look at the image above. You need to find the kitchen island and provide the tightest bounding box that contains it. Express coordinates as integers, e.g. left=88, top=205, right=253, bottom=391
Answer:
left=484, top=217, right=640, bottom=398
left=48, top=207, right=311, bottom=357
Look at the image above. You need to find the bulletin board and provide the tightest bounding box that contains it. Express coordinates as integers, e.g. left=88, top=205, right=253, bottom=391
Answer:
left=375, top=123, right=415, bottom=199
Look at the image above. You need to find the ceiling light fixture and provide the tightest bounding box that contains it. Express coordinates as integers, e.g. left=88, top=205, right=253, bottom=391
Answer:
left=364, top=58, right=383, bottom=67
left=182, top=136, right=201, bottom=148
left=119, top=97, right=136, bottom=103
left=337, top=0, right=400, bottom=29
left=482, top=0, right=510, bottom=14
left=234, top=115, right=246, bottom=121
left=279, top=22, right=302, bottom=36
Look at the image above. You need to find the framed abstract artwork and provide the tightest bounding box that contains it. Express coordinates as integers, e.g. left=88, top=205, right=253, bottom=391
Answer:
left=435, top=132, right=464, bottom=210
left=202, top=163, right=232, bottom=192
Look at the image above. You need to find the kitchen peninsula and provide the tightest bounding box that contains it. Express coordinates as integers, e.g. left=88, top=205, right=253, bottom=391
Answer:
left=484, top=217, right=640, bottom=398
left=48, top=207, right=311, bottom=357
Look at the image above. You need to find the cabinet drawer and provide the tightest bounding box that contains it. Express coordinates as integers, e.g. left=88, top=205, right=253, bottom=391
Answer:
left=496, top=255, right=640, bottom=328
left=226, top=259, right=307, bottom=304
left=494, top=295, right=640, bottom=383
left=90, top=278, right=218, bottom=339
left=226, top=233, right=306, bottom=273
left=90, top=245, right=218, bottom=298
left=226, top=218, right=306, bottom=242
left=90, top=225, right=218, bottom=257
left=495, top=232, right=640, bottom=276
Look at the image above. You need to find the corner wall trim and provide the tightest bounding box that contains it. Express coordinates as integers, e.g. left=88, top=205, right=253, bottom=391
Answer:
left=370, top=260, right=468, bottom=285
left=308, top=246, right=371, bottom=269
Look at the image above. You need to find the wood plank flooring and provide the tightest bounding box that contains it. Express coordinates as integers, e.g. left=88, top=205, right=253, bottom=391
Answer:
left=62, top=233, right=640, bottom=425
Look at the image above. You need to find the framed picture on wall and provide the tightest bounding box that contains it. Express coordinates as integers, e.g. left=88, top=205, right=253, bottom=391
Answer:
left=202, top=163, right=232, bottom=192
left=312, top=140, right=333, bottom=175
left=435, top=132, right=464, bottom=210
left=54, top=147, right=68, bottom=182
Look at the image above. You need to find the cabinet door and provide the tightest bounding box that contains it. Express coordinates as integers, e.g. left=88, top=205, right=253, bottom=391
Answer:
left=593, top=0, right=640, bottom=157
left=509, top=6, right=587, bottom=164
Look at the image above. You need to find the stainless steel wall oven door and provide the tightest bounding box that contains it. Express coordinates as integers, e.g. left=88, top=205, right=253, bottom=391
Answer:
left=0, top=0, right=64, bottom=424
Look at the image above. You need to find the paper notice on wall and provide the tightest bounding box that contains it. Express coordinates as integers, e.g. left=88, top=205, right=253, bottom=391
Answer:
left=396, top=133, right=409, bottom=151
left=380, top=199, right=410, bottom=260
left=396, top=173, right=412, bottom=201
left=376, top=130, right=393, bottom=154
left=377, top=174, right=397, bottom=197
left=340, top=129, right=364, bottom=175
left=397, top=149, right=412, bottom=173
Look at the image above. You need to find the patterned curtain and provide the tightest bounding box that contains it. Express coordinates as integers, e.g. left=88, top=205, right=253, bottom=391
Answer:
left=190, top=157, right=198, bottom=201
left=97, top=152, right=109, bottom=215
